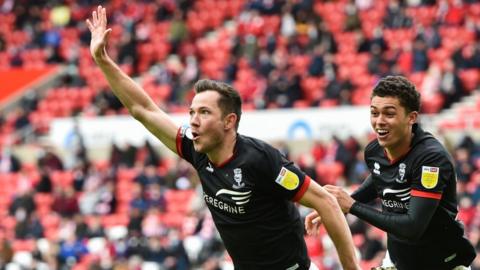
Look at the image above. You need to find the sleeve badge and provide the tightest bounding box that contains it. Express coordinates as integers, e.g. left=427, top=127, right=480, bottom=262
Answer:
left=421, top=166, right=439, bottom=189
left=275, top=167, right=299, bottom=190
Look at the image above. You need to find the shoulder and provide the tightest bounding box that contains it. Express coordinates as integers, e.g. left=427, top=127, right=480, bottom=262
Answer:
left=410, top=136, right=453, bottom=170
left=365, top=139, right=382, bottom=157
left=413, top=135, right=451, bottom=160
left=239, top=135, right=280, bottom=159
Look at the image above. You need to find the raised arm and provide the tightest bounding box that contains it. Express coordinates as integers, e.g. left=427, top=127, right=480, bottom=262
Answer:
left=86, top=6, right=178, bottom=153
left=299, top=182, right=360, bottom=270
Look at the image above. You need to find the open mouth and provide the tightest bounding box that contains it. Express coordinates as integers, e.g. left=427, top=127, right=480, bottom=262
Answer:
left=376, top=129, right=389, bottom=138
left=191, top=131, right=200, bottom=141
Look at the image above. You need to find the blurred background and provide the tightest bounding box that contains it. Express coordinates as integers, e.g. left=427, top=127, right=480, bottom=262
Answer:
left=0, top=0, right=479, bottom=269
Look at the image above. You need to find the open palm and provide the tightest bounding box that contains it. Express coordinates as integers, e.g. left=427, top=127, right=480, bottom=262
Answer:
left=86, top=5, right=112, bottom=61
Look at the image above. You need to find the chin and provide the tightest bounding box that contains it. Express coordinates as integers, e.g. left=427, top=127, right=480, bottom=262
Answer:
left=377, top=139, right=388, bottom=148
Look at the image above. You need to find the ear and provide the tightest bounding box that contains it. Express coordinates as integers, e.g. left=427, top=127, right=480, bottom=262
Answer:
left=224, top=113, right=237, bottom=130
left=408, top=111, right=418, bottom=125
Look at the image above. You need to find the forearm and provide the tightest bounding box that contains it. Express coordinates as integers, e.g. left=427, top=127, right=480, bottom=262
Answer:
left=349, top=196, right=438, bottom=240
left=94, top=55, right=157, bottom=117
left=300, top=184, right=359, bottom=269
left=94, top=55, right=178, bottom=151
left=317, top=195, right=359, bottom=270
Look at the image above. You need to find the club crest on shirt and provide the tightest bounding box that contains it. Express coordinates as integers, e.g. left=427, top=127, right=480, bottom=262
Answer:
left=421, top=166, right=439, bottom=189
left=396, top=163, right=407, bottom=183
left=275, top=167, right=299, bottom=190
left=232, top=168, right=245, bottom=189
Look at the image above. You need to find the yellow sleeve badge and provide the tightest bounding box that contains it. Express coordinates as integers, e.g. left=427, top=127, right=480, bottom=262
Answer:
left=275, top=167, right=300, bottom=190
left=421, top=166, right=439, bottom=189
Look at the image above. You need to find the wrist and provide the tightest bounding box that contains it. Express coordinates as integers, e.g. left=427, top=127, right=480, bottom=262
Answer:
left=348, top=201, right=358, bottom=214
left=93, top=53, right=111, bottom=66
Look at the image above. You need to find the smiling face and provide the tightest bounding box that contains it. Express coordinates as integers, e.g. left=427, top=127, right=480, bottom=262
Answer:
left=189, top=90, right=230, bottom=154
left=370, top=96, right=417, bottom=158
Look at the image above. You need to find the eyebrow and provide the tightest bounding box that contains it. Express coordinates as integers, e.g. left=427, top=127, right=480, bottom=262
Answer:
left=370, top=105, right=397, bottom=110
left=189, top=106, right=211, bottom=111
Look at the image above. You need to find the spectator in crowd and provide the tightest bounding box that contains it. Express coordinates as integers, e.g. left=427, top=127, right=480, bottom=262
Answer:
left=14, top=210, right=43, bottom=239
left=0, top=146, right=21, bottom=173
left=37, top=146, right=64, bottom=172
left=52, top=186, right=80, bottom=217
left=35, top=169, right=53, bottom=193
left=9, top=188, right=36, bottom=218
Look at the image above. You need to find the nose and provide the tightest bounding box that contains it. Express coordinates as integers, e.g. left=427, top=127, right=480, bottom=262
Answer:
left=190, top=112, right=199, bottom=127
left=376, top=114, right=387, bottom=125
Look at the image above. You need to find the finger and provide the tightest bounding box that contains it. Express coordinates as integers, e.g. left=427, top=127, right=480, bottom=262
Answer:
left=323, top=185, right=332, bottom=190
left=324, top=186, right=335, bottom=193
left=85, top=19, right=93, bottom=32
left=98, top=5, right=103, bottom=25
left=312, top=216, right=321, bottom=225
left=305, top=211, right=319, bottom=221
left=92, top=10, right=98, bottom=25
left=101, top=7, right=107, bottom=25
left=305, top=212, right=319, bottom=232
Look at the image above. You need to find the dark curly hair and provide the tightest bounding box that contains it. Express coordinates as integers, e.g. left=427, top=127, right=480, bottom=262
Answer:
left=371, top=76, right=421, bottom=113
left=194, top=79, right=242, bottom=130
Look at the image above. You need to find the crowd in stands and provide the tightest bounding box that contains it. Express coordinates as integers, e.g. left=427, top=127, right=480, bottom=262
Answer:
left=0, top=0, right=480, bottom=269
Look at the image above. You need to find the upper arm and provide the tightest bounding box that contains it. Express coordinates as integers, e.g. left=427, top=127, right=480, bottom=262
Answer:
left=134, top=107, right=180, bottom=154
left=410, top=151, right=452, bottom=196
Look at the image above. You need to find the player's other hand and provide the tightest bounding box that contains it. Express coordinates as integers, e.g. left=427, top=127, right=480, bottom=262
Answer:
left=305, top=211, right=322, bottom=236
left=324, top=185, right=354, bottom=214
left=86, top=5, right=112, bottom=61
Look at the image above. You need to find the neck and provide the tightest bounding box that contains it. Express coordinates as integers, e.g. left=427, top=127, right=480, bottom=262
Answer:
left=385, top=131, right=413, bottom=161
left=207, top=132, right=237, bottom=166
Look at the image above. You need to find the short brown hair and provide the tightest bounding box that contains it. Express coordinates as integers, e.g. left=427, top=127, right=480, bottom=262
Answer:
left=194, top=79, right=242, bottom=130
left=371, top=76, right=421, bottom=113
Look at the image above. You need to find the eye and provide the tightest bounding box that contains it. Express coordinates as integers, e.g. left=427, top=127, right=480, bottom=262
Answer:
left=370, top=111, right=379, bottom=117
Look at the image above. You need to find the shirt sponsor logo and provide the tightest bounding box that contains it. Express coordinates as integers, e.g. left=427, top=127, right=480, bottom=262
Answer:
left=421, top=166, right=439, bottom=189
left=275, top=167, right=299, bottom=190
left=373, top=162, right=381, bottom=175
left=381, top=199, right=409, bottom=209
left=382, top=187, right=411, bottom=210
left=396, top=163, right=406, bottom=183
left=203, top=189, right=252, bottom=215
left=232, top=168, right=245, bottom=189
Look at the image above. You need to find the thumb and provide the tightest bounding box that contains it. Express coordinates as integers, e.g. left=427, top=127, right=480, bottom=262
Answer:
left=103, top=28, right=112, bottom=41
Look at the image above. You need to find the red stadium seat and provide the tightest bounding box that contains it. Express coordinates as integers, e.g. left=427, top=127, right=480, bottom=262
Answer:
left=458, top=69, right=479, bottom=92
left=316, top=162, right=344, bottom=185
left=305, top=235, right=323, bottom=258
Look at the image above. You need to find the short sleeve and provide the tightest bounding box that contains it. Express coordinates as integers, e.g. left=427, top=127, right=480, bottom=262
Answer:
left=257, top=146, right=310, bottom=201
left=176, top=126, right=195, bottom=164
left=410, top=152, right=452, bottom=200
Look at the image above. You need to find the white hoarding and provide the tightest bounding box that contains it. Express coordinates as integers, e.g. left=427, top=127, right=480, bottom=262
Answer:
left=49, top=106, right=371, bottom=150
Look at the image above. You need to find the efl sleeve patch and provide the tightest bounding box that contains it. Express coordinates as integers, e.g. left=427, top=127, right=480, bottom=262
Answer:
left=421, top=166, right=439, bottom=189
left=275, top=167, right=300, bottom=190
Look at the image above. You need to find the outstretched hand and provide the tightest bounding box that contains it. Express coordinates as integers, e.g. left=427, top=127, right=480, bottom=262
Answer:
left=85, top=5, right=112, bottom=61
